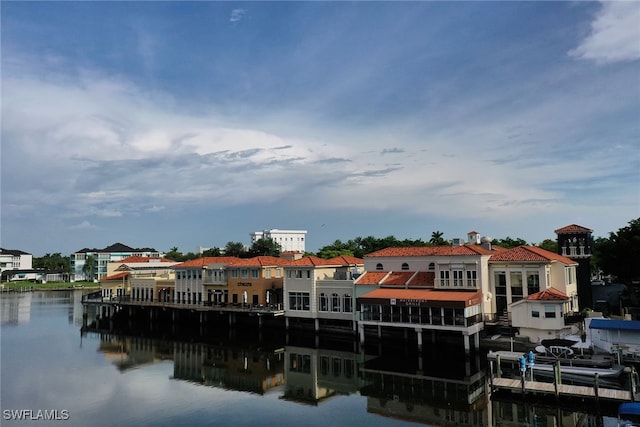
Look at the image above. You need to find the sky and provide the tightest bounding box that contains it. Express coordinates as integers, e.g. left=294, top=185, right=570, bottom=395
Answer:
left=1, top=1, right=639, bottom=257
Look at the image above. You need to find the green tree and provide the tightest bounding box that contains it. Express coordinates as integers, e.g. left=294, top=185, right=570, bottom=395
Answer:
left=82, top=255, right=96, bottom=281
left=224, top=241, right=246, bottom=258
left=429, top=231, right=447, bottom=245
left=247, top=238, right=281, bottom=257
left=164, top=247, right=185, bottom=262
left=33, top=253, right=71, bottom=272
left=201, top=247, right=222, bottom=257
left=593, top=218, right=640, bottom=284
left=537, top=239, right=558, bottom=253
left=317, top=240, right=355, bottom=259
left=492, top=236, right=528, bottom=249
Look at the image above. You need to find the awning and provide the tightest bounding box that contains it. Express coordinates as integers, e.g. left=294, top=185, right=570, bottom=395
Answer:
left=358, top=288, right=482, bottom=308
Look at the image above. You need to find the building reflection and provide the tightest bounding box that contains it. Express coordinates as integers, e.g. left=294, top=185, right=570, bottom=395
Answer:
left=0, top=292, right=32, bottom=325
left=91, top=331, right=618, bottom=427
left=172, top=342, right=285, bottom=395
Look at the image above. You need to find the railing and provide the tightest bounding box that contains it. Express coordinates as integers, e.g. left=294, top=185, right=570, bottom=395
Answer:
left=83, top=295, right=285, bottom=313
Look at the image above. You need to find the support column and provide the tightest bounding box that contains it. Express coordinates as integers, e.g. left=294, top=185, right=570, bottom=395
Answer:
left=314, top=319, right=319, bottom=333
left=463, top=334, right=470, bottom=355
left=416, top=329, right=423, bottom=352
left=358, top=324, right=365, bottom=346
left=285, top=317, right=290, bottom=331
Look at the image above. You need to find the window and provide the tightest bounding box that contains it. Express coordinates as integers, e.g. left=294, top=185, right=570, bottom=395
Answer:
left=319, top=293, right=328, bottom=312
left=231, top=269, right=238, bottom=278
left=527, top=272, right=540, bottom=295
left=331, top=293, right=340, bottom=312
left=376, top=263, right=383, bottom=271
left=440, top=270, right=450, bottom=287
left=511, top=272, right=523, bottom=302
left=532, top=309, right=540, bottom=318
left=289, top=292, right=310, bottom=311
left=544, top=306, right=556, bottom=318
left=275, top=268, right=281, bottom=278
left=265, top=269, right=271, bottom=279
left=401, top=263, right=409, bottom=270
left=343, top=294, right=352, bottom=312
left=466, top=270, right=477, bottom=287
left=453, top=270, right=463, bottom=287
left=252, top=269, right=259, bottom=278
left=241, top=269, right=248, bottom=278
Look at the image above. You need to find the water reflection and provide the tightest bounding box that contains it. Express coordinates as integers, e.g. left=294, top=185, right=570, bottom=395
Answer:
left=0, top=291, right=625, bottom=427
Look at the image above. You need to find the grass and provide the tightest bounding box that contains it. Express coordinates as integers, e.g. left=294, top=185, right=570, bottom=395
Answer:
left=1, top=281, right=99, bottom=291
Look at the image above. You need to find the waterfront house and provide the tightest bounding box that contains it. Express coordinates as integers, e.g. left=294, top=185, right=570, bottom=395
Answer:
left=173, top=257, right=240, bottom=305
left=0, top=248, right=33, bottom=278
left=71, top=243, right=162, bottom=281
left=226, top=256, right=290, bottom=306
left=510, top=287, right=576, bottom=343
left=283, top=255, right=363, bottom=332
left=488, top=246, right=579, bottom=321
left=250, top=229, right=308, bottom=253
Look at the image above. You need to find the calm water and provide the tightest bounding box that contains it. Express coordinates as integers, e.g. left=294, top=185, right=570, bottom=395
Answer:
left=0, top=291, right=622, bottom=426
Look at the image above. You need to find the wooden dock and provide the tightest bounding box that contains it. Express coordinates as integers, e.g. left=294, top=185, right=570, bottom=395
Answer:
left=491, top=377, right=633, bottom=401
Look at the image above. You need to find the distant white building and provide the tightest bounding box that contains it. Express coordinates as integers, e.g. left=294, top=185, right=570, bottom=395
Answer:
left=0, top=248, right=33, bottom=275
left=250, top=229, right=307, bottom=253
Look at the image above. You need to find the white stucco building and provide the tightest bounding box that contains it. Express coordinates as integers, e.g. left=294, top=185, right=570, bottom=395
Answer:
left=250, top=229, right=307, bottom=253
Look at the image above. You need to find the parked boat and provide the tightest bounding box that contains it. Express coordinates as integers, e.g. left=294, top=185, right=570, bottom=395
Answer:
left=487, top=350, right=625, bottom=378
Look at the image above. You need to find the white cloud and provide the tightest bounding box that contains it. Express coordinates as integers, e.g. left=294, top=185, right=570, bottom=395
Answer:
left=229, top=8, right=247, bottom=24
left=70, top=220, right=97, bottom=230
left=569, top=1, right=640, bottom=64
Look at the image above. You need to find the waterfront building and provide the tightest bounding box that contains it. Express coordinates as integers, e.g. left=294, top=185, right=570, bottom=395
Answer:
left=510, top=288, right=575, bottom=343
left=173, top=257, right=240, bottom=305
left=71, top=243, right=162, bottom=281
left=488, top=245, right=579, bottom=318
left=555, top=224, right=594, bottom=309
left=250, top=229, right=307, bottom=253
left=587, top=317, right=640, bottom=356
left=99, top=256, right=178, bottom=301
left=0, top=248, right=33, bottom=276
left=355, top=244, right=495, bottom=353
left=226, top=256, right=291, bottom=306
left=283, top=255, right=364, bottom=332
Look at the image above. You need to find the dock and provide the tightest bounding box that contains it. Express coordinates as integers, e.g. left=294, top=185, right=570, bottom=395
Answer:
left=491, top=377, right=633, bottom=401
left=488, top=351, right=638, bottom=403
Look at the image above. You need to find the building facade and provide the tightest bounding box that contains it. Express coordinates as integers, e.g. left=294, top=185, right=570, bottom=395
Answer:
left=555, top=224, right=593, bottom=309
left=0, top=248, right=33, bottom=276
left=71, top=243, right=162, bottom=281
left=250, top=229, right=307, bottom=253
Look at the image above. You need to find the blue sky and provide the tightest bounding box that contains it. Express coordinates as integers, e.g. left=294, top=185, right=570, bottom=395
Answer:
left=2, top=1, right=639, bottom=256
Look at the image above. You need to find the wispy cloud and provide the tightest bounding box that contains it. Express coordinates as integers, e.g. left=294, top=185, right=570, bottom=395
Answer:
left=569, top=1, right=640, bottom=64
left=229, top=8, right=247, bottom=24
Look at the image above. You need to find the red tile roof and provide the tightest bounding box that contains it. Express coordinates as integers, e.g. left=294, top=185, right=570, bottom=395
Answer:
left=526, top=287, right=569, bottom=301
left=359, top=288, right=482, bottom=306
left=101, top=272, right=129, bottom=281
left=381, top=271, right=414, bottom=286
left=173, top=257, right=240, bottom=268
left=355, top=271, right=388, bottom=285
left=408, top=271, right=435, bottom=287
left=554, top=224, right=593, bottom=234
left=227, top=256, right=291, bottom=267
left=287, top=256, right=337, bottom=267
left=490, top=246, right=576, bottom=265
left=326, top=255, right=364, bottom=265
left=118, top=256, right=175, bottom=263
left=365, top=244, right=495, bottom=257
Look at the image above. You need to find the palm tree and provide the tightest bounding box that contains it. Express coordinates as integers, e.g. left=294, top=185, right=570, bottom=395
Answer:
left=82, top=255, right=96, bottom=282
left=429, top=231, right=447, bottom=245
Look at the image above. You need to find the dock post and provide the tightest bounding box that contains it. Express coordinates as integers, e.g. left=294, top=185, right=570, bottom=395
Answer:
left=630, top=367, right=637, bottom=402
left=496, top=354, right=502, bottom=378
left=553, top=361, right=560, bottom=397
left=489, top=360, right=494, bottom=390
left=594, top=373, right=600, bottom=403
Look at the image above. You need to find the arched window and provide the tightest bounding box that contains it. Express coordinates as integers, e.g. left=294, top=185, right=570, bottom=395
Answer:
left=331, top=293, right=340, bottom=312
left=319, top=293, right=328, bottom=312
left=401, top=263, right=409, bottom=270
left=376, top=263, right=383, bottom=271
left=428, top=262, right=435, bottom=271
